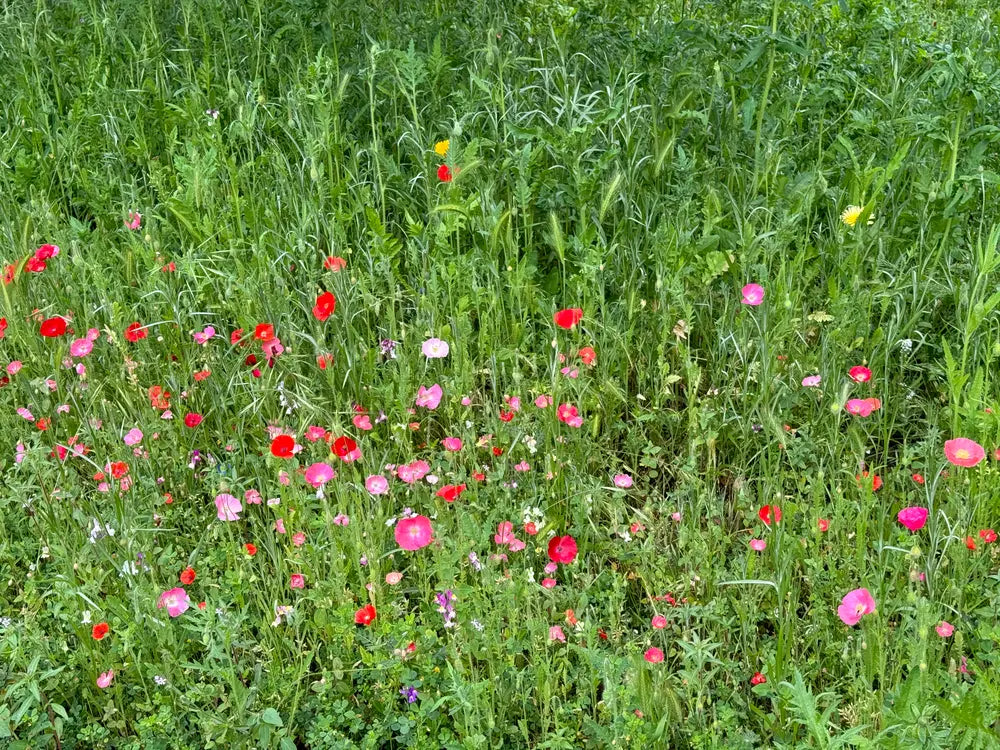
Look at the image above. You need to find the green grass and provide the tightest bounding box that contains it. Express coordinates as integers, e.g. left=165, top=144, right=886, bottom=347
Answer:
left=3, top=0, right=1000, bottom=747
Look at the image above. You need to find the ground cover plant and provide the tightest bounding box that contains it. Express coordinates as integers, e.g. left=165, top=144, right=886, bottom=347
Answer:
left=3, top=0, right=1000, bottom=746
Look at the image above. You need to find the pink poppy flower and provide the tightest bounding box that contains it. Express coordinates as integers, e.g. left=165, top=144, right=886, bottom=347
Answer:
left=97, top=669, right=115, bottom=688
left=292, top=532, right=306, bottom=546
left=422, top=338, right=450, bottom=358
left=214, top=493, right=242, bottom=521
left=535, top=394, right=552, bottom=408
left=541, top=577, right=557, bottom=589
left=801, top=375, right=821, bottom=387
left=353, top=414, right=373, bottom=431
left=749, top=538, right=767, bottom=551
left=275, top=518, right=286, bottom=534
left=385, top=571, right=403, bottom=585
left=125, top=211, right=142, bottom=230
left=644, top=647, right=664, bottom=663
left=509, top=538, right=526, bottom=552
left=897, top=506, right=928, bottom=532
left=123, top=428, right=143, bottom=446
left=944, top=438, right=985, bottom=468
left=741, top=283, right=764, bottom=306
left=70, top=338, right=93, bottom=357
left=837, top=588, right=876, bottom=627
left=7, top=361, right=22, bottom=375
left=365, top=474, right=389, bottom=495
left=613, top=474, right=633, bottom=488
left=304, top=425, right=328, bottom=442
left=651, top=615, right=667, bottom=629
left=494, top=521, right=515, bottom=546
left=192, top=326, right=215, bottom=345
left=415, top=384, right=443, bottom=410
left=290, top=574, right=305, bottom=589
left=848, top=366, right=872, bottom=383
left=304, top=462, right=335, bottom=488
left=845, top=398, right=876, bottom=417
left=395, top=515, right=433, bottom=551
left=441, top=437, right=462, bottom=452
left=157, top=587, right=191, bottom=617
left=936, top=621, right=954, bottom=638
left=549, top=625, right=566, bottom=642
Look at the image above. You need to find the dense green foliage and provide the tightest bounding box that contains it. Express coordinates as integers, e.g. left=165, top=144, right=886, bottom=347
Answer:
left=3, top=0, right=1000, bottom=746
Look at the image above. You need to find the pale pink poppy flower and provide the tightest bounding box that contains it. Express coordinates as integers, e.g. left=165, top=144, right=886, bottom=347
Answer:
left=651, top=615, right=667, bottom=629
left=613, top=474, right=633, bottom=488
left=125, top=211, right=142, bottom=230
left=386, top=571, right=402, bottom=585
left=97, top=482, right=110, bottom=493
left=509, top=538, right=526, bottom=552
left=304, top=425, right=328, bottom=442
left=897, top=506, right=928, bottom=532
left=262, top=337, right=284, bottom=359
left=936, top=621, right=954, bottom=638
left=97, top=669, right=115, bottom=688
left=192, top=326, right=215, bottom=345
left=541, top=578, right=558, bottom=589
left=157, top=587, right=190, bottom=617
left=214, top=493, right=241, bottom=521
left=290, top=574, right=305, bottom=589
left=7, top=361, right=22, bottom=375
left=514, top=461, right=530, bottom=472
left=415, top=384, right=443, bottom=410
left=304, top=462, right=335, bottom=488
left=70, top=338, right=93, bottom=357
left=366, top=475, right=389, bottom=495
left=244, top=488, right=262, bottom=504
left=75, top=363, right=86, bottom=376
left=15, top=443, right=26, bottom=463
left=749, top=538, right=767, bottom=551
left=494, top=521, right=515, bottom=545
left=353, top=414, right=373, bottom=431
left=671, top=512, right=682, bottom=522
left=441, top=437, right=462, bottom=452
left=560, top=367, right=579, bottom=378
left=506, top=396, right=521, bottom=412
left=549, top=625, right=566, bottom=641
left=535, top=394, right=552, bottom=408
left=944, top=438, right=985, bottom=468
left=460, top=395, right=472, bottom=406
left=124, top=428, right=143, bottom=446
left=292, top=532, right=306, bottom=546
left=395, top=515, right=433, bottom=551
left=86, top=328, right=101, bottom=341
left=422, top=338, right=450, bottom=358
left=17, top=408, right=34, bottom=421
left=801, top=375, right=821, bottom=387
left=741, top=283, right=765, bottom=306
left=845, top=398, right=875, bottom=417
left=333, top=514, right=349, bottom=526
left=57, top=404, right=70, bottom=414
left=837, top=588, right=876, bottom=627
left=275, top=518, right=286, bottom=534
left=278, top=470, right=291, bottom=485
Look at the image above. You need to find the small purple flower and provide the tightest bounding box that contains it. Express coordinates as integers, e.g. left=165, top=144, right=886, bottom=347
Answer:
left=400, top=685, right=419, bottom=703
left=436, top=589, right=457, bottom=628
left=379, top=339, right=398, bottom=359
left=468, top=551, right=482, bottom=571
left=359, top=555, right=368, bottom=567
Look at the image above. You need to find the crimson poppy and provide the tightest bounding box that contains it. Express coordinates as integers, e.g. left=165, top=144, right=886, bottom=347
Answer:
left=758, top=505, right=781, bottom=526
left=312, top=291, right=336, bottom=321
left=0, top=317, right=7, bottom=339
left=254, top=323, right=274, bottom=341
left=40, top=317, right=67, bottom=338
left=124, top=322, right=147, bottom=342
left=750, top=672, right=767, bottom=685
left=245, top=543, right=258, bottom=556
left=553, top=308, right=583, bottom=330
left=270, top=434, right=295, bottom=458
left=354, top=603, right=377, bottom=626
left=548, top=535, right=578, bottom=564
left=436, top=483, right=467, bottom=503
left=332, top=436, right=357, bottom=458
left=437, top=164, right=452, bottom=182
left=91, top=622, right=109, bottom=640
left=180, top=567, right=196, bottom=585
left=184, top=413, right=202, bottom=428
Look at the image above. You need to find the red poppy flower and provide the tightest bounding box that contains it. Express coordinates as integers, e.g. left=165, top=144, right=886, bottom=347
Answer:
left=317, top=353, right=334, bottom=370
left=40, top=317, right=67, bottom=338
left=193, top=369, right=211, bottom=381
left=966, top=536, right=977, bottom=551
left=354, top=603, right=377, bottom=626
left=548, top=535, right=578, bottom=564
left=35, top=244, right=59, bottom=260
left=856, top=471, right=882, bottom=491
left=332, top=436, right=357, bottom=458
left=911, top=473, right=925, bottom=484
left=553, top=308, right=584, bottom=330
left=26, top=256, right=46, bottom=272
left=848, top=366, right=872, bottom=383
left=254, top=323, right=274, bottom=341
left=312, top=291, right=336, bottom=321
left=0, top=317, right=7, bottom=339
left=324, top=256, right=347, bottom=271
left=499, top=410, right=515, bottom=423
left=578, top=346, right=597, bottom=366
left=817, top=518, right=829, bottom=532
left=758, top=505, right=781, bottom=526
left=231, top=328, right=245, bottom=345
left=245, top=543, right=258, bottom=556
left=109, top=462, right=129, bottom=479
left=270, top=434, right=295, bottom=458
left=179, top=567, right=196, bottom=585
left=437, top=164, right=452, bottom=182
left=436, top=483, right=467, bottom=503
left=148, top=385, right=170, bottom=410
left=36, top=417, right=50, bottom=431
left=750, top=672, right=767, bottom=686
left=184, top=413, right=203, bottom=428
left=124, top=322, right=147, bottom=342
left=91, top=622, right=109, bottom=640
left=980, top=528, right=997, bottom=544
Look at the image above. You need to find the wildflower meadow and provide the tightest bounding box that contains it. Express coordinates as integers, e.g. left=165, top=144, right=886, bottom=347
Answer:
left=3, top=0, right=1000, bottom=747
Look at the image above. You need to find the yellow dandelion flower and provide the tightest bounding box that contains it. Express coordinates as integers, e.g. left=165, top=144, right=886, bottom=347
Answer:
left=434, top=140, right=450, bottom=157
left=841, top=205, right=863, bottom=227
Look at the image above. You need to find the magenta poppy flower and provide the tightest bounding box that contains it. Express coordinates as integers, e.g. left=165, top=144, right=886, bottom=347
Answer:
left=214, top=493, right=242, bottom=521
left=157, top=587, right=191, bottom=617
left=415, top=384, right=443, bottom=410
left=395, top=515, right=433, bottom=551
left=897, top=506, right=928, bottom=532
left=70, top=338, right=93, bottom=357
left=644, top=647, right=664, bottom=663
left=441, top=437, right=462, bottom=452
left=837, top=588, right=876, bottom=627
left=96, top=669, right=115, bottom=688
left=944, top=438, right=985, bottom=468
left=936, top=621, right=954, bottom=638
left=845, top=398, right=875, bottom=417
left=749, top=538, right=766, bottom=551
left=290, top=574, right=305, bottom=589
left=741, top=283, right=764, bottom=306
left=365, top=474, right=389, bottom=495
left=613, top=474, right=633, bottom=489
left=304, top=462, right=335, bottom=488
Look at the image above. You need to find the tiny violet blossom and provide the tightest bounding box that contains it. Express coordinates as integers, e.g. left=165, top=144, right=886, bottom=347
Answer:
left=436, top=589, right=457, bottom=627
left=400, top=685, right=419, bottom=704
left=422, top=338, right=450, bottom=358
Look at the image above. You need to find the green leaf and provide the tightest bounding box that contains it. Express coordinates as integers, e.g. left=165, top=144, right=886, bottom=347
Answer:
left=260, top=707, right=284, bottom=727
